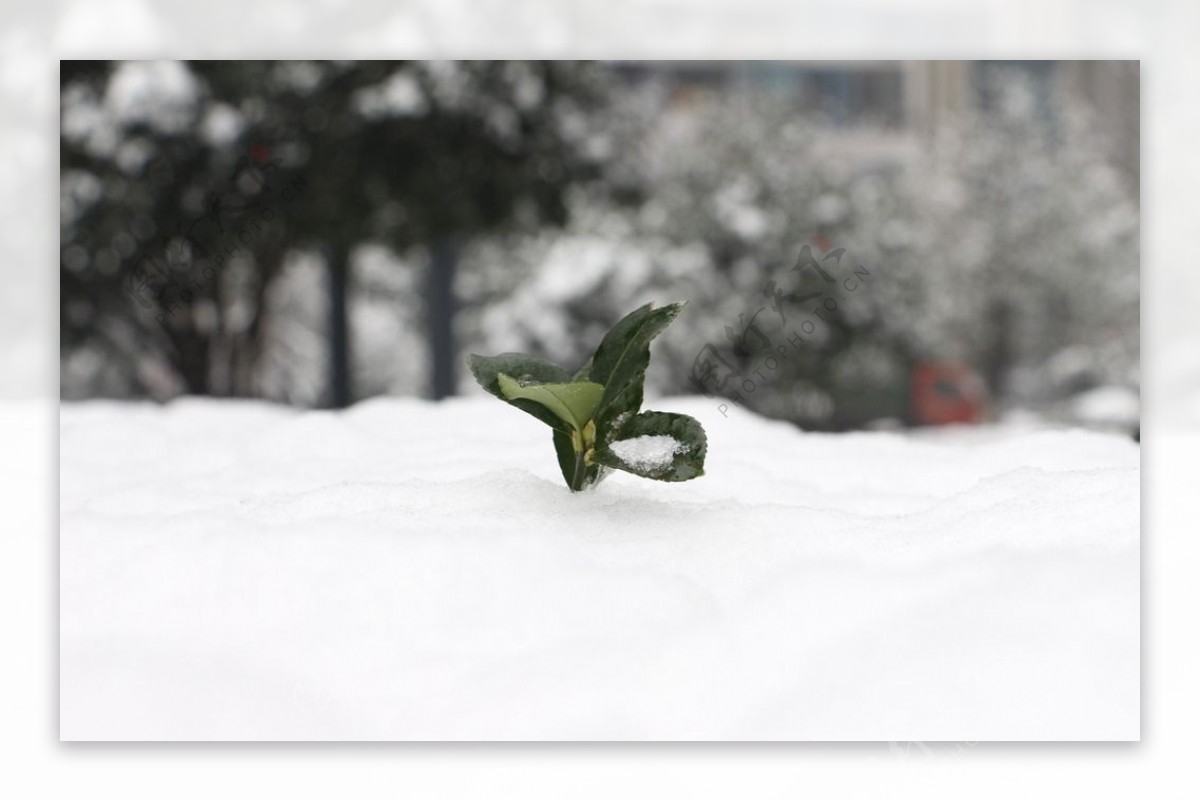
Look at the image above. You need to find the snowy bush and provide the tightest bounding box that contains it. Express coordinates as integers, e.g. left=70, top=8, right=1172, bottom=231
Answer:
left=458, top=74, right=1139, bottom=430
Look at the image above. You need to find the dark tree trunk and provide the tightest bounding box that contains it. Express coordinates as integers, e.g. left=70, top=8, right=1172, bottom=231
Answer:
left=174, top=328, right=211, bottom=397
left=428, top=238, right=458, bottom=400
left=983, top=299, right=1012, bottom=399
left=327, top=246, right=352, bottom=409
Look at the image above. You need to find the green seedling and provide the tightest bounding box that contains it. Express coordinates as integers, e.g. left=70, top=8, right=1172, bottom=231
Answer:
left=468, top=301, right=707, bottom=491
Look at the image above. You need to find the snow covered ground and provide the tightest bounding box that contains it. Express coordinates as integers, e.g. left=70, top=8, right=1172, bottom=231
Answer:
left=59, top=396, right=1139, bottom=740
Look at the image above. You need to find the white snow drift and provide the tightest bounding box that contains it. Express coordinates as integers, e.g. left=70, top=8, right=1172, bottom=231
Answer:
left=59, top=396, right=1139, bottom=740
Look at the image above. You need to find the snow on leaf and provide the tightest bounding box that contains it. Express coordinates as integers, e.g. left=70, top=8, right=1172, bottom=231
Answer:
left=593, top=410, right=706, bottom=482
left=609, top=434, right=688, bottom=471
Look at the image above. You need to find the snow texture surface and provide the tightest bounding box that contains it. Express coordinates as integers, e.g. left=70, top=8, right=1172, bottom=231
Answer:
left=59, top=397, right=1139, bottom=740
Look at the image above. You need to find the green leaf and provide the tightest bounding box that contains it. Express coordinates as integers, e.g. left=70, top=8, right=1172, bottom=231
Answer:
left=467, top=352, right=574, bottom=430
left=588, top=301, right=686, bottom=432
left=592, top=410, right=707, bottom=482
left=497, top=374, right=604, bottom=432
left=467, top=303, right=705, bottom=493
left=572, top=356, right=594, bottom=382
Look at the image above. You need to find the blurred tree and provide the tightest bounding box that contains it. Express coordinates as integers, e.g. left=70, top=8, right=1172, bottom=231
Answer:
left=60, top=60, right=613, bottom=405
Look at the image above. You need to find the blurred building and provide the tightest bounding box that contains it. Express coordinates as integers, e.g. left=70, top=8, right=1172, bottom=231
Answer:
left=617, top=60, right=1138, bottom=184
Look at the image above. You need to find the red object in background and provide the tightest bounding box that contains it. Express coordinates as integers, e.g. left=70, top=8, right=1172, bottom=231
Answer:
left=910, top=362, right=986, bottom=426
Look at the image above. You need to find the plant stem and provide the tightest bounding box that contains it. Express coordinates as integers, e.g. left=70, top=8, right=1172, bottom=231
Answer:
left=570, top=448, right=587, bottom=491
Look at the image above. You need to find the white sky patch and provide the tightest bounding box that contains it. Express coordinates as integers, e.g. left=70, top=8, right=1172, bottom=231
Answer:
left=105, top=60, right=198, bottom=134
left=609, top=434, right=686, bottom=471
left=201, top=103, right=245, bottom=146
left=60, top=84, right=120, bottom=157
left=354, top=71, right=428, bottom=119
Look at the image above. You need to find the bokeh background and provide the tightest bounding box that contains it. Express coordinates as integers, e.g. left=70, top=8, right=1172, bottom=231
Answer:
left=59, top=60, right=1140, bottom=434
